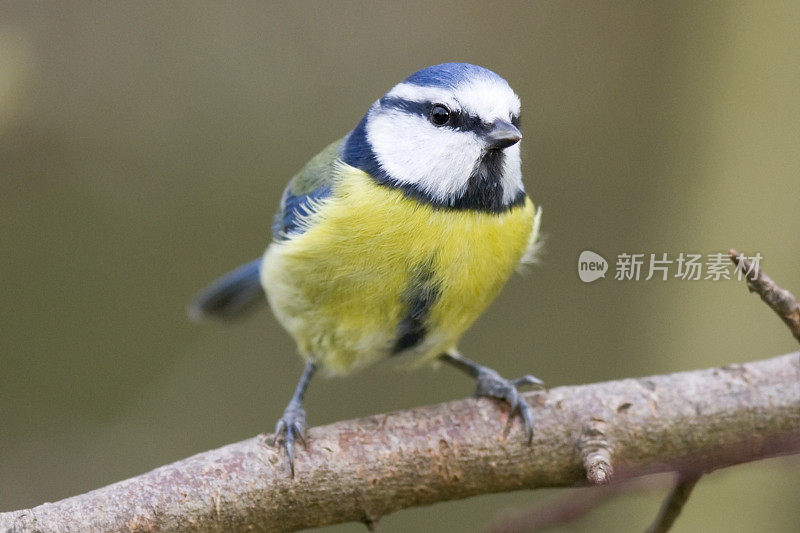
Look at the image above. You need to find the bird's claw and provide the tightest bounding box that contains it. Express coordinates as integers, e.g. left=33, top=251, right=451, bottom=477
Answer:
left=274, top=401, right=307, bottom=477
left=475, top=368, right=544, bottom=444
left=511, top=373, right=546, bottom=388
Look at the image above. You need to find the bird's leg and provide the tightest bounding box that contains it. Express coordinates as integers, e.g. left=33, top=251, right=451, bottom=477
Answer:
left=439, top=350, right=545, bottom=444
left=274, top=360, right=317, bottom=476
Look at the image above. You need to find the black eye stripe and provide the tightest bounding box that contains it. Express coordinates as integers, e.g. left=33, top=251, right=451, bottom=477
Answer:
left=378, top=97, right=496, bottom=135
left=456, top=111, right=489, bottom=135
left=379, top=96, right=430, bottom=117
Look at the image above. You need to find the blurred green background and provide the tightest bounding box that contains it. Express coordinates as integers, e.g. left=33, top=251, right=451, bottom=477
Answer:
left=2, top=2, right=799, bottom=531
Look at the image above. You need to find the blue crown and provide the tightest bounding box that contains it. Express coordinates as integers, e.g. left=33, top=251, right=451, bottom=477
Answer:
left=403, top=63, right=507, bottom=88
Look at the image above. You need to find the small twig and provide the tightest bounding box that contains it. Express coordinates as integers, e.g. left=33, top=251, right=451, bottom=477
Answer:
left=645, top=471, right=702, bottom=533
left=578, top=418, right=614, bottom=484
left=730, top=249, right=800, bottom=343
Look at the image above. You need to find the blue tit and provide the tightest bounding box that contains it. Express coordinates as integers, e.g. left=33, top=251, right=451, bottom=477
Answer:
left=189, top=63, right=543, bottom=475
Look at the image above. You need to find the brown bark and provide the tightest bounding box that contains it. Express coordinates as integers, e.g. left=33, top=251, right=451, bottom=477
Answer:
left=2, top=352, right=798, bottom=532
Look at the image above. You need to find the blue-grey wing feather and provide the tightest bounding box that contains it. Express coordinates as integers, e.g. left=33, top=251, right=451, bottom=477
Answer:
left=271, top=139, right=343, bottom=241
left=188, top=140, right=344, bottom=321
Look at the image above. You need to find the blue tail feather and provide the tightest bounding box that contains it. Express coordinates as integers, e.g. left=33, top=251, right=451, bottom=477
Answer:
left=188, top=258, right=264, bottom=320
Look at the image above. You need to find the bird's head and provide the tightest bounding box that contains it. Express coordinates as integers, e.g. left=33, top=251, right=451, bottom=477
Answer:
left=342, top=63, right=525, bottom=213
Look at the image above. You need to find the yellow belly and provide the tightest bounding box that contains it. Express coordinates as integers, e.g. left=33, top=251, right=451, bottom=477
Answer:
left=261, top=166, right=536, bottom=374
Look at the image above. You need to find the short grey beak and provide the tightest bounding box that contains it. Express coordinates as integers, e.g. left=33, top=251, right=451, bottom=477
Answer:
left=484, top=120, right=521, bottom=150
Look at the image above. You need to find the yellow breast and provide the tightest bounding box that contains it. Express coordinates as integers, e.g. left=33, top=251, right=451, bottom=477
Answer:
left=261, top=165, right=536, bottom=374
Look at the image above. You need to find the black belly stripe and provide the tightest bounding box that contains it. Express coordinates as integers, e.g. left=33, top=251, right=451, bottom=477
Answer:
left=392, top=261, right=441, bottom=355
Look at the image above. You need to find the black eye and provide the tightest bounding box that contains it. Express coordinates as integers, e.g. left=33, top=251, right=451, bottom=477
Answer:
left=429, top=104, right=451, bottom=126
left=511, top=114, right=521, bottom=128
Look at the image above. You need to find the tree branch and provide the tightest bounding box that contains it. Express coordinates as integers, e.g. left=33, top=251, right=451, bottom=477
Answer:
left=489, top=250, right=800, bottom=533
left=730, top=249, right=800, bottom=342
left=2, top=352, right=798, bottom=532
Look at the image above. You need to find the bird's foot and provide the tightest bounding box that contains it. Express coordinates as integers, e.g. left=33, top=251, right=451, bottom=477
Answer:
left=274, top=400, right=306, bottom=476
left=474, top=367, right=545, bottom=444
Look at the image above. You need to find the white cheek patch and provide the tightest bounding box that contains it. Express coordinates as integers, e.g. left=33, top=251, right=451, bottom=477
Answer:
left=366, top=110, right=483, bottom=202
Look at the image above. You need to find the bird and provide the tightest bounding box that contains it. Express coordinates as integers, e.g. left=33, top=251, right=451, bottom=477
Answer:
left=189, top=63, right=544, bottom=475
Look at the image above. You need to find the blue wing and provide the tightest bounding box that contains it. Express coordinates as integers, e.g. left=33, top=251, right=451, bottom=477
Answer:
left=271, top=140, right=342, bottom=241
left=189, top=140, right=343, bottom=320
left=271, top=183, right=333, bottom=241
